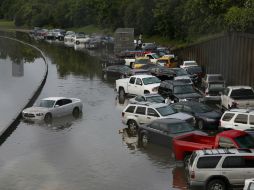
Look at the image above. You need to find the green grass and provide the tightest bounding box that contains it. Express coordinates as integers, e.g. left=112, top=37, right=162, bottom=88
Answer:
left=0, top=19, right=15, bottom=29
left=68, top=25, right=113, bottom=35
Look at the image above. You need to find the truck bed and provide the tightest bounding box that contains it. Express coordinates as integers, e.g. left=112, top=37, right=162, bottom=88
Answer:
left=176, top=133, right=215, bottom=145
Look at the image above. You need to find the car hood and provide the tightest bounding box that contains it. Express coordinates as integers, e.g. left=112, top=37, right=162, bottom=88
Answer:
left=164, top=112, right=193, bottom=120
left=196, top=111, right=222, bottom=120
left=175, top=93, right=202, bottom=99
left=23, top=107, right=49, bottom=113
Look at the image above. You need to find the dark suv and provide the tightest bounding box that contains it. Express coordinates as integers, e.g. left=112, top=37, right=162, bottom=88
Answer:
left=158, top=80, right=202, bottom=102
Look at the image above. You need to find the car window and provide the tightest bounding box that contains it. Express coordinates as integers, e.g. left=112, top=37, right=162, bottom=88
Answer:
left=55, top=99, right=63, bottom=106
left=136, top=78, right=142, bottom=85
left=222, top=113, right=235, bottom=121
left=197, top=156, right=221, bottom=168
left=125, top=106, right=136, bottom=113
left=249, top=115, right=254, bottom=125
left=218, top=137, right=236, bottom=148
left=222, top=156, right=245, bottom=168
left=129, top=77, right=136, bottom=84
left=39, top=100, right=55, bottom=108
left=62, top=99, right=72, bottom=105
left=147, top=108, right=159, bottom=117
left=234, top=114, right=248, bottom=124
left=135, top=106, right=146, bottom=115
left=249, top=182, right=254, bottom=190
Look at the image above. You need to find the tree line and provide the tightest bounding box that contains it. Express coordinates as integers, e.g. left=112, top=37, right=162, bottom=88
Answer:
left=1, top=0, right=254, bottom=41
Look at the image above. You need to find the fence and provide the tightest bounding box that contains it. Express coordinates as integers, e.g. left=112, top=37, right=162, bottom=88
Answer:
left=173, top=32, right=254, bottom=86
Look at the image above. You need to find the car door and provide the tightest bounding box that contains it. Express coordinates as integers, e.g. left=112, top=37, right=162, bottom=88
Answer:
left=127, top=77, right=136, bottom=95
left=147, top=108, right=160, bottom=123
left=135, top=106, right=147, bottom=125
left=53, top=99, right=65, bottom=117
left=61, top=99, right=72, bottom=115
left=147, top=122, right=169, bottom=146
left=221, top=156, right=249, bottom=186
left=233, top=114, right=248, bottom=130
left=135, top=78, right=143, bottom=95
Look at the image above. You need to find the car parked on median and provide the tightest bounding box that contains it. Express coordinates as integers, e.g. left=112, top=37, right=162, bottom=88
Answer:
left=22, top=97, right=83, bottom=122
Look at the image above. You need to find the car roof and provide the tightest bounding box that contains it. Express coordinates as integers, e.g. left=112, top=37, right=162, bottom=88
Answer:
left=163, top=80, right=190, bottom=86
left=173, top=101, right=203, bottom=106
left=226, top=108, right=254, bottom=114
left=206, top=74, right=222, bottom=76
left=42, top=97, right=67, bottom=101
left=142, top=94, right=162, bottom=98
left=153, top=118, right=185, bottom=124
left=195, top=148, right=254, bottom=156
left=128, top=103, right=168, bottom=108
left=183, top=60, right=196, bottom=63
left=130, top=74, right=157, bottom=79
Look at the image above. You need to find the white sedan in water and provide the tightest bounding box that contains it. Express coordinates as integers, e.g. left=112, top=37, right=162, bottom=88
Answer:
left=22, top=97, right=83, bottom=122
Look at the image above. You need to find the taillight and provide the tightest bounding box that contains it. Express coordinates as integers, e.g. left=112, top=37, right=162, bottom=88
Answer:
left=122, top=112, right=125, bottom=117
left=190, top=171, right=195, bottom=179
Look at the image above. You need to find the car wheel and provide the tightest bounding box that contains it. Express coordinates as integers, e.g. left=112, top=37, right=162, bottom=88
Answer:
left=44, top=113, right=52, bottom=123
left=141, top=133, right=149, bottom=147
left=128, top=120, right=138, bottom=135
left=198, top=120, right=204, bottom=130
left=72, top=107, right=80, bottom=118
left=207, top=179, right=226, bottom=190
left=119, top=88, right=125, bottom=97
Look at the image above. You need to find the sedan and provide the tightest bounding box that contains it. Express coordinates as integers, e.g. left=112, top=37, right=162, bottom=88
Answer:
left=171, top=101, right=222, bottom=130
left=102, top=65, right=131, bottom=79
left=138, top=118, right=201, bottom=147
left=22, top=97, right=83, bottom=122
left=129, top=94, right=165, bottom=104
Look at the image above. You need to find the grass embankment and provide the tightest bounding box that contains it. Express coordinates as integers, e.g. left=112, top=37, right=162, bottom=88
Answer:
left=0, top=19, right=15, bottom=29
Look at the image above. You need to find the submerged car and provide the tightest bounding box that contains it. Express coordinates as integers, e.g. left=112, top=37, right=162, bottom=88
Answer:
left=22, top=97, right=83, bottom=122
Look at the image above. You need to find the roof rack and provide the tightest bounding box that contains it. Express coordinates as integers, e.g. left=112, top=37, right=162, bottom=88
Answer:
left=202, top=149, right=234, bottom=155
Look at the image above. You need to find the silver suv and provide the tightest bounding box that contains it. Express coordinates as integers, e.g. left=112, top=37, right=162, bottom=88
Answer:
left=122, top=103, right=194, bottom=134
left=187, top=149, right=254, bottom=190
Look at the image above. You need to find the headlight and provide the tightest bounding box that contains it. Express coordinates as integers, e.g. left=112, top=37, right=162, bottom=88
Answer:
left=36, top=113, right=44, bottom=116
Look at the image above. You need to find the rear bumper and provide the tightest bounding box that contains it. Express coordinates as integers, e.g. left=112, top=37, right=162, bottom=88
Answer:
left=189, top=180, right=206, bottom=190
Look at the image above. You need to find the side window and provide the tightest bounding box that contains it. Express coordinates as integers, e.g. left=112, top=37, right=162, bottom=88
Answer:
left=197, top=156, right=221, bottom=169
left=249, top=115, right=254, bottom=125
left=222, top=156, right=245, bottom=168
left=55, top=100, right=63, bottom=106
left=234, top=114, right=248, bottom=124
left=147, top=108, right=159, bottom=117
left=62, top=99, right=72, bottom=105
left=222, top=113, right=235, bottom=121
left=218, top=137, right=236, bottom=148
left=135, top=106, right=146, bottom=115
left=129, top=77, right=136, bottom=84
left=125, top=106, right=136, bottom=113
left=136, top=78, right=142, bottom=86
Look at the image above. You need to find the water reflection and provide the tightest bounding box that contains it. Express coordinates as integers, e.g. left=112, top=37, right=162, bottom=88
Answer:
left=12, top=61, right=24, bottom=77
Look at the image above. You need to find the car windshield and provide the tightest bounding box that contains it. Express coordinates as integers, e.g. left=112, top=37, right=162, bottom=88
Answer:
left=174, top=69, right=188, bottom=76
left=146, top=96, right=165, bottom=103
left=39, top=100, right=55, bottom=108
left=187, top=66, right=202, bottom=74
left=156, top=106, right=176, bottom=116
left=192, top=103, right=213, bottom=113
left=142, top=77, right=161, bottom=85
left=235, top=135, right=254, bottom=148
left=209, top=83, right=224, bottom=90
left=152, top=54, right=160, bottom=59
left=208, top=75, right=223, bottom=81
left=174, top=85, right=195, bottom=94
left=169, top=122, right=194, bottom=134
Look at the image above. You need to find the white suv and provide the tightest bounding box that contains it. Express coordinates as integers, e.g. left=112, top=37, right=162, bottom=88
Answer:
left=220, top=109, right=254, bottom=131
left=244, top=178, right=254, bottom=190
left=122, top=103, right=194, bottom=134
left=188, top=149, right=254, bottom=190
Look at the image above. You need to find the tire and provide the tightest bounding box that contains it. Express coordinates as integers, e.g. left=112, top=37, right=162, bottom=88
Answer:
left=198, top=120, right=204, bottom=130
left=141, top=133, right=149, bottom=147
left=76, top=41, right=80, bottom=45
left=72, top=107, right=80, bottom=118
left=207, top=179, right=226, bottom=190
left=44, top=113, right=52, bottom=123
left=119, top=88, right=125, bottom=97
left=128, top=120, right=138, bottom=135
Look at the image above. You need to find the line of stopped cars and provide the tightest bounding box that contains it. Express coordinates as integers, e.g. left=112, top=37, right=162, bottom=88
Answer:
left=109, top=49, right=254, bottom=190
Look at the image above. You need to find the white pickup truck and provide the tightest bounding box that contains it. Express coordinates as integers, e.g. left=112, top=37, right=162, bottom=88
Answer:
left=221, top=86, right=254, bottom=109
left=115, top=75, right=161, bottom=96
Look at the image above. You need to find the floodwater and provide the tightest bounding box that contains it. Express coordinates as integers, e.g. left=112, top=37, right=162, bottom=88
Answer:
left=0, top=33, right=188, bottom=190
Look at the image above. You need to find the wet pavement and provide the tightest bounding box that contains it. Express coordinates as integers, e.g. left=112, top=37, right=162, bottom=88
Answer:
left=0, top=37, right=46, bottom=134
left=0, top=33, right=188, bottom=190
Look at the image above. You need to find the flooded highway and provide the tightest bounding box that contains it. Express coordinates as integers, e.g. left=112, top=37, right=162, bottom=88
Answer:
left=0, top=33, right=187, bottom=190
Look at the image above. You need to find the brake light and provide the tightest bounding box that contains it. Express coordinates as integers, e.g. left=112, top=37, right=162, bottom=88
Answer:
left=122, top=112, right=125, bottom=117
left=190, top=171, right=195, bottom=179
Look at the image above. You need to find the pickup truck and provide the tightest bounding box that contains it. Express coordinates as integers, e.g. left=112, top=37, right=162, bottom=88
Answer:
left=173, top=129, right=254, bottom=161
left=115, top=75, right=161, bottom=96
left=221, top=86, right=254, bottom=109
left=144, top=53, right=160, bottom=64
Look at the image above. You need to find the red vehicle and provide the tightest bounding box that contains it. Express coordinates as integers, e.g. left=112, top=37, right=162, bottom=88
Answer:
left=173, top=130, right=254, bottom=161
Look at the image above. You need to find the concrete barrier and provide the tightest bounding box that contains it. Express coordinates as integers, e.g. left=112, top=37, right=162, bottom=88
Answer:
left=0, top=36, right=48, bottom=145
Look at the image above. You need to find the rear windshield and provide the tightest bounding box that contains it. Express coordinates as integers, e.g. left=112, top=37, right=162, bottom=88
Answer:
left=174, top=85, right=195, bottom=94
left=235, top=135, right=254, bottom=148
left=142, top=77, right=161, bottom=85
left=209, top=83, right=224, bottom=89
left=222, top=113, right=235, bottom=121
left=208, top=75, right=223, bottom=81
left=187, top=66, right=202, bottom=74
left=231, top=89, right=254, bottom=97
